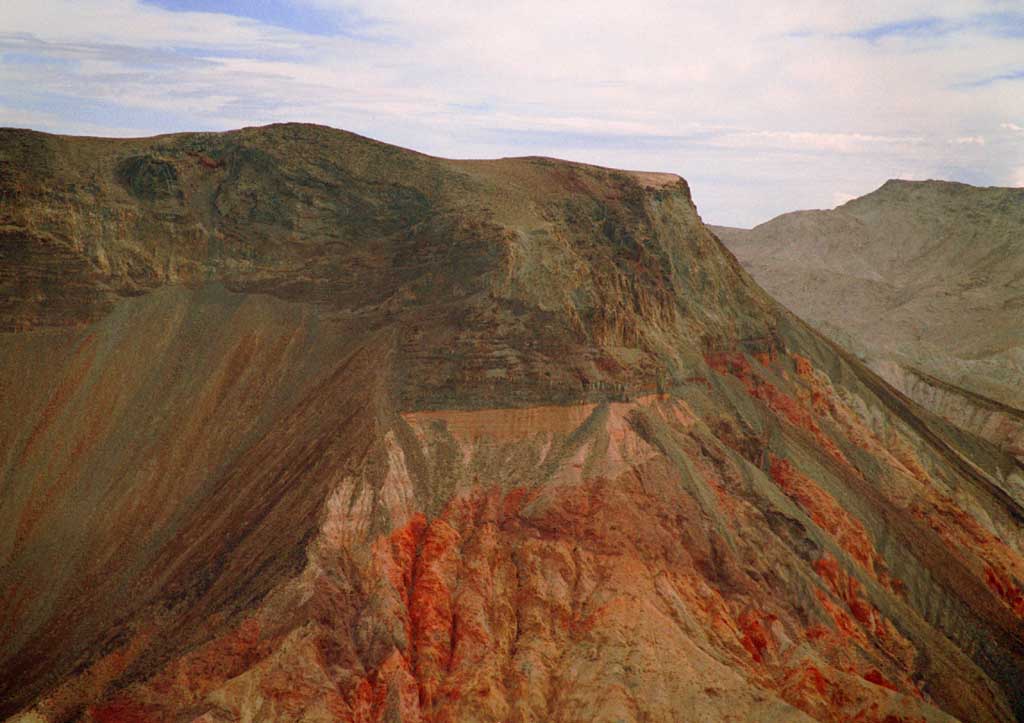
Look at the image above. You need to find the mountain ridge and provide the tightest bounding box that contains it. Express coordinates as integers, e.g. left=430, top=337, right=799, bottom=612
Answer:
left=2, top=125, right=1024, bottom=723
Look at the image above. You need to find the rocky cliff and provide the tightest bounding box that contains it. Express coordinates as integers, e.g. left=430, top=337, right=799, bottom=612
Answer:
left=2, top=125, right=1024, bottom=722
left=713, top=180, right=1024, bottom=462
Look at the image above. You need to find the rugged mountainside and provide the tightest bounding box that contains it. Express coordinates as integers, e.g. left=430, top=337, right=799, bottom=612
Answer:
left=2, top=125, right=1024, bottom=723
left=712, top=180, right=1024, bottom=461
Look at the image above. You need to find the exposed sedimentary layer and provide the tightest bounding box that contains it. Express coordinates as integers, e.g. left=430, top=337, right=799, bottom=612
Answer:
left=1, top=125, right=1023, bottom=722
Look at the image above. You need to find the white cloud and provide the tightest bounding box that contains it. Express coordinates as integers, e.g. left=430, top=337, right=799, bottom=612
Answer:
left=0, top=0, right=1021, bottom=225
left=716, top=130, right=925, bottom=154
left=0, top=103, right=152, bottom=136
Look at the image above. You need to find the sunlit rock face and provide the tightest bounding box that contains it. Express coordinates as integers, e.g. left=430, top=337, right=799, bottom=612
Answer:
left=713, top=180, right=1024, bottom=463
left=2, top=125, right=1023, bottom=723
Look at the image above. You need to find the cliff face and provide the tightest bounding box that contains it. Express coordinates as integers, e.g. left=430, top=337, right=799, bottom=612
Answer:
left=713, top=180, right=1024, bottom=461
left=2, top=126, right=1024, bottom=723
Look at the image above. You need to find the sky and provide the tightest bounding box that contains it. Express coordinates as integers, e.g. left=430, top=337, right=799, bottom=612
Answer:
left=1, top=1, right=1023, bottom=226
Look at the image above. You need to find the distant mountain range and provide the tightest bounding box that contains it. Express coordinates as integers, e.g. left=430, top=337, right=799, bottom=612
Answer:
left=714, top=180, right=1024, bottom=462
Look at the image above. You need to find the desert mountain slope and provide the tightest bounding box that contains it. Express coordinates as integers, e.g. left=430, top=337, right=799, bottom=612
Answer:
left=2, top=126, right=1024, bottom=723
left=713, top=180, right=1024, bottom=461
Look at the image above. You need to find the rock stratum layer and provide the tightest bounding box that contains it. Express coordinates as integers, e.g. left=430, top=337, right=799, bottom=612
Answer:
left=712, top=181, right=1024, bottom=462
left=1, top=125, right=1024, bottom=722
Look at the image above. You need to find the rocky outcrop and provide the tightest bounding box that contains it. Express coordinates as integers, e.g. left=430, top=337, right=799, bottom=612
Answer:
left=2, top=126, right=1023, bottom=722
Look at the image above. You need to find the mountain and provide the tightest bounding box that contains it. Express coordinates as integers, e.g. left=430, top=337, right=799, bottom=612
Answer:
left=712, top=180, right=1024, bottom=462
left=2, top=125, right=1023, bottom=723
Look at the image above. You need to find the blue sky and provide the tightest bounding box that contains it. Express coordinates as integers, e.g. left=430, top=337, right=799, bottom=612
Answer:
left=140, top=0, right=377, bottom=37
left=1, top=0, right=1023, bottom=226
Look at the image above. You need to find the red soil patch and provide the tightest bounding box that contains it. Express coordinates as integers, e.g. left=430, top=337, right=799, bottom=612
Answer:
left=770, top=456, right=876, bottom=573
left=985, top=566, right=1024, bottom=617
left=706, top=352, right=848, bottom=467
left=738, top=609, right=774, bottom=663
left=89, top=698, right=158, bottom=723
left=863, top=668, right=898, bottom=691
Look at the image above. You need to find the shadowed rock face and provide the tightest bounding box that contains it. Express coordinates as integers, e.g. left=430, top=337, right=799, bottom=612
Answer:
left=712, top=180, right=1024, bottom=462
left=1, top=125, right=1024, bottom=723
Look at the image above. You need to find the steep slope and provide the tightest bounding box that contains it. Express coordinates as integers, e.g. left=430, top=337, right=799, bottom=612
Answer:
left=2, top=125, right=1024, bottom=723
left=713, top=180, right=1024, bottom=460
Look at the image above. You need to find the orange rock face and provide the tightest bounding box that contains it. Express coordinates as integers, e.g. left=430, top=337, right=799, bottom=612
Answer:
left=2, top=125, right=1023, bottom=723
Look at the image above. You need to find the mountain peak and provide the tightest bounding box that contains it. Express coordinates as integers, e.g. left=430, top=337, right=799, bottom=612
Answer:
left=3, top=126, right=1024, bottom=723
